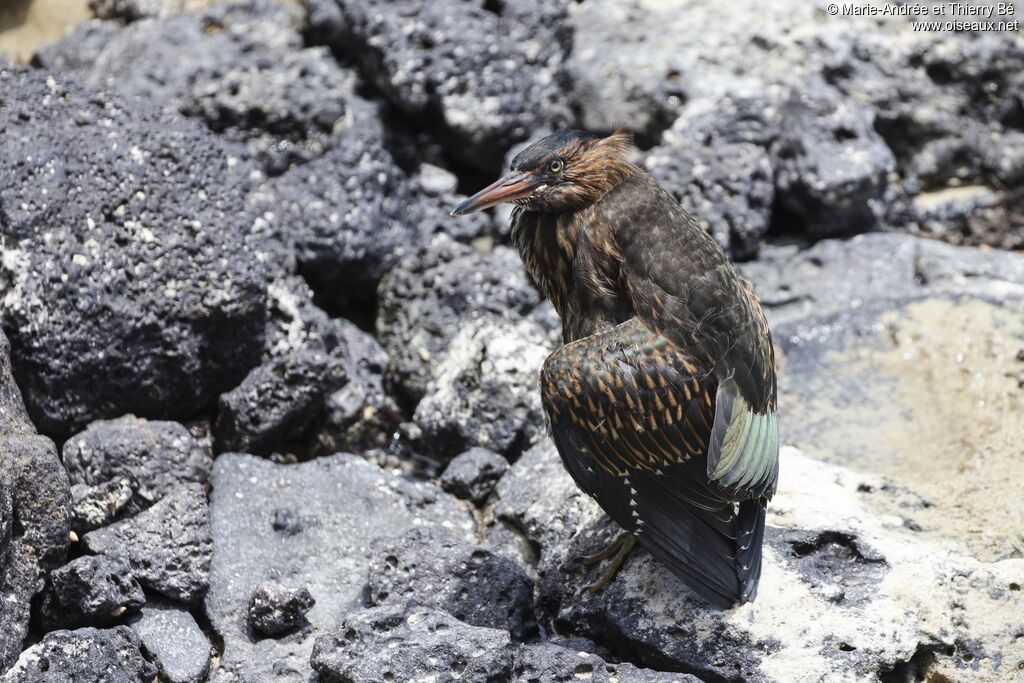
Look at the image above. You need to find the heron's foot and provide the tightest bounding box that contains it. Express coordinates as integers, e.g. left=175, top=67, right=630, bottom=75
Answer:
left=581, top=532, right=637, bottom=593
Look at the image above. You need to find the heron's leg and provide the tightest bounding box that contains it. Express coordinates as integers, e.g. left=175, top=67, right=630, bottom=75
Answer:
left=581, top=531, right=637, bottom=593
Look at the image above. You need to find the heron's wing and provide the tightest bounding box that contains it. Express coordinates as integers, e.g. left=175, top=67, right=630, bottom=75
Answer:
left=541, top=318, right=765, bottom=607
left=601, top=174, right=779, bottom=499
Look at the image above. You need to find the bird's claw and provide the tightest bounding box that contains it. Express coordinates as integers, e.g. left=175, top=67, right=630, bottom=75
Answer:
left=581, top=532, right=637, bottom=593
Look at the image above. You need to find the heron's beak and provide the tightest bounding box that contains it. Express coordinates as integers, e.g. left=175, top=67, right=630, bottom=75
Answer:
left=450, top=171, right=538, bottom=216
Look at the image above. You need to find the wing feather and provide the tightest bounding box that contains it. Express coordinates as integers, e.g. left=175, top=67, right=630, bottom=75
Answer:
left=541, top=318, right=764, bottom=608
left=602, top=174, right=780, bottom=501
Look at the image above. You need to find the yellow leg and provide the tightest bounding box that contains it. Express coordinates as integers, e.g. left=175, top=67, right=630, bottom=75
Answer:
left=582, top=532, right=637, bottom=593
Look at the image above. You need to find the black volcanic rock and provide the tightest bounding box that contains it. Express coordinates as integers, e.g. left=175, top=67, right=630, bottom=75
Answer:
left=36, top=1, right=364, bottom=175
left=82, top=483, right=212, bottom=605
left=644, top=140, right=774, bottom=260
left=0, top=626, right=157, bottom=683
left=414, top=315, right=554, bottom=460
left=0, top=330, right=72, bottom=671
left=308, top=0, right=574, bottom=171
left=366, top=528, right=536, bottom=640
left=247, top=583, right=316, bottom=636
left=376, top=236, right=541, bottom=402
left=63, top=416, right=212, bottom=509
left=126, top=600, right=211, bottom=683
left=251, top=137, right=422, bottom=312
left=205, top=453, right=474, bottom=681
left=311, top=603, right=515, bottom=682
left=440, top=447, right=510, bottom=504
left=0, top=65, right=268, bottom=439
left=37, top=555, right=145, bottom=630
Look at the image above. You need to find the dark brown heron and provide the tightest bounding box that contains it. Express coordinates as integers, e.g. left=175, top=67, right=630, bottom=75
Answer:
left=452, top=130, right=779, bottom=608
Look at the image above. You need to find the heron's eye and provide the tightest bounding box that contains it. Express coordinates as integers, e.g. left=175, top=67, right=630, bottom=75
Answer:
left=548, top=158, right=564, bottom=174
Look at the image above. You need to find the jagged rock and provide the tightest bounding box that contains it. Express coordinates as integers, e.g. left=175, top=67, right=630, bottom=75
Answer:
left=0, top=330, right=72, bottom=671
left=412, top=162, right=506, bottom=244
left=769, top=89, right=894, bottom=236
left=248, top=583, right=316, bottom=636
left=667, top=86, right=894, bottom=238
left=644, top=140, right=774, bottom=260
left=492, top=439, right=1024, bottom=682
left=516, top=643, right=704, bottom=683
left=205, top=453, right=474, bottom=681
left=70, top=479, right=135, bottom=533
left=575, top=0, right=1024, bottom=248
left=216, top=311, right=402, bottom=456
left=316, top=320, right=403, bottom=453
left=366, top=528, right=536, bottom=640
left=310, top=603, right=515, bottom=682
left=251, top=136, right=423, bottom=312
left=37, top=555, right=145, bottom=630
left=822, top=27, right=1024, bottom=192
left=0, top=66, right=268, bottom=439
left=82, top=483, right=212, bottom=605
left=308, top=0, right=574, bottom=171
left=566, top=0, right=683, bottom=141
left=36, top=1, right=359, bottom=174
left=376, top=236, right=541, bottom=402
left=440, top=447, right=510, bottom=504
left=214, top=347, right=348, bottom=456
left=63, top=416, right=212, bottom=508
left=736, top=233, right=1024, bottom=327
left=127, top=600, right=211, bottom=683
left=0, top=626, right=157, bottom=683
left=414, top=315, right=554, bottom=460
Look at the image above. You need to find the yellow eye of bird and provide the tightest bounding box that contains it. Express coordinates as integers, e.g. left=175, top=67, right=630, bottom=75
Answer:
left=548, top=158, right=564, bottom=174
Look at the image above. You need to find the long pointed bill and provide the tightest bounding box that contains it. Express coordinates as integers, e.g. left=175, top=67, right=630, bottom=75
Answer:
left=450, top=171, right=537, bottom=216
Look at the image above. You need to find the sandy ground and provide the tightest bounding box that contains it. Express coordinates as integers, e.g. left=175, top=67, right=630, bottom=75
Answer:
left=0, top=0, right=91, bottom=63
left=782, top=298, right=1024, bottom=562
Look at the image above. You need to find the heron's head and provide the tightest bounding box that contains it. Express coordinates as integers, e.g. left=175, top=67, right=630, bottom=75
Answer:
left=451, top=130, right=637, bottom=216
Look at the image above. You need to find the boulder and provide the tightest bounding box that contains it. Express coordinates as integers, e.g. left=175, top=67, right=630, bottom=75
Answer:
left=36, top=1, right=362, bottom=175
left=376, top=236, right=541, bottom=402
left=216, top=312, right=403, bottom=456
left=643, top=140, right=774, bottom=260
left=249, top=137, right=421, bottom=314
left=0, top=626, right=157, bottom=683
left=366, top=528, right=536, bottom=640
left=414, top=315, right=554, bottom=460
left=127, top=600, right=211, bottom=683
left=82, top=483, right=212, bottom=605
left=769, top=89, right=894, bottom=236
left=205, top=453, right=474, bottom=681
left=666, top=86, right=894, bottom=238
left=0, top=330, right=71, bottom=671
left=310, top=603, right=516, bottom=682
left=37, top=555, right=146, bottom=630
left=308, top=0, right=574, bottom=171
left=63, top=416, right=212, bottom=509
left=0, top=65, right=268, bottom=439
left=492, top=438, right=1024, bottom=682
left=213, top=347, right=348, bottom=457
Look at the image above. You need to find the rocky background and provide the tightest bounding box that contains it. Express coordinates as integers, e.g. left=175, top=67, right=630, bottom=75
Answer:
left=1, top=0, right=1023, bottom=681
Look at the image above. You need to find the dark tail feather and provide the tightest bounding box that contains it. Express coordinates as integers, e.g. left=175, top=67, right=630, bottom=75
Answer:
left=736, top=498, right=767, bottom=604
